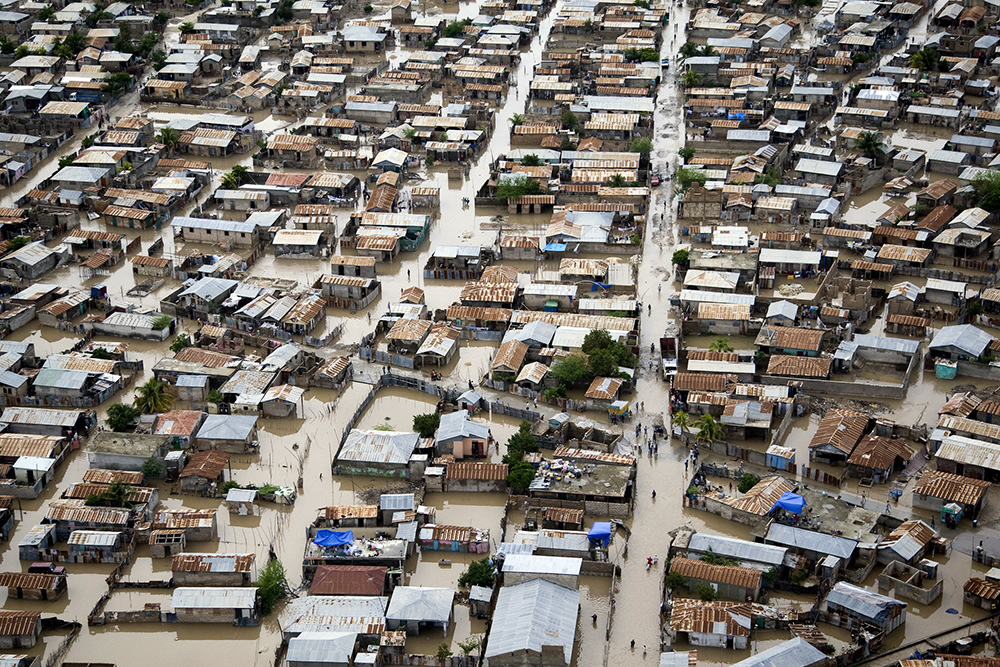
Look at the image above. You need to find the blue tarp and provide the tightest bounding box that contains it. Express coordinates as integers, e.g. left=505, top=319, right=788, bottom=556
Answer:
left=775, top=492, right=805, bottom=515
left=313, top=529, right=353, bottom=546
left=591, top=283, right=611, bottom=291
left=544, top=243, right=567, bottom=252
left=588, top=522, right=612, bottom=545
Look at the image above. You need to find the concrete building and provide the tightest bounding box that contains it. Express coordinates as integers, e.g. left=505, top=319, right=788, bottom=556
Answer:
left=502, top=554, right=582, bottom=589
left=171, top=587, right=259, bottom=625
left=171, top=553, right=255, bottom=587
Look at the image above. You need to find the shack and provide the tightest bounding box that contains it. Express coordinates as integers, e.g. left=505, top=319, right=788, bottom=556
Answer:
left=171, top=587, right=259, bottom=625
left=172, top=553, right=255, bottom=587
left=385, top=586, right=455, bottom=635
left=179, top=450, right=230, bottom=495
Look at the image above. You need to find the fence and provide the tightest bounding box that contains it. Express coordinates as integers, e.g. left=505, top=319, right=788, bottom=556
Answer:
left=383, top=656, right=479, bottom=667
left=375, top=349, right=416, bottom=369
left=306, top=324, right=343, bottom=348
left=801, top=466, right=845, bottom=488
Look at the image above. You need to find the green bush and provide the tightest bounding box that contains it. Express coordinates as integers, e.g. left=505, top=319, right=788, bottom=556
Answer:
left=141, top=456, right=165, bottom=480
left=696, top=584, right=718, bottom=601
left=458, top=557, right=496, bottom=588
left=672, top=249, right=689, bottom=265
left=152, top=315, right=173, bottom=331
left=257, top=559, right=288, bottom=615
left=737, top=473, right=758, bottom=494
left=790, top=568, right=808, bottom=584
left=664, top=572, right=687, bottom=590
left=413, top=413, right=440, bottom=438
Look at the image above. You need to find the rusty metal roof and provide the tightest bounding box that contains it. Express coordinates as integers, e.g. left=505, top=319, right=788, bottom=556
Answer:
left=847, top=434, right=914, bottom=471
left=174, top=347, right=238, bottom=368
left=0, top=434, right=61, bottom=459
left=491, top=340, right=528, bottom=372
left=672, top=373, right=735, bottom=392
left=64, top=482, right=153, bottom=504
left=808, top=409, right=869, bottom=454
left=0, top=572, right=64, bottom=590
left=45, top=501, right=131, bottom=525
left=309, top=565, right=387, bottom=596
left=767, top=355, right=832, bottom=378
left=759, top=326, right=825, bottom=352
left=82, top=469, right=144, bottom=485
left=172, top=553, right=254, bottom=573
left=726, top=475, right=792, bottom=515
left=179, top=450, right=230, bottom=480
left=543, top=507, right=584, bottom=524
left=552, top=446, right=635, bottom=466
left=668, top=599, right=752, bottom=637
left=0, top=611, right=40, bottom=636
left=461, top=280, right=517, bottom=304
left=154, top=410, right=204, bottom=437
left=386, top=318, right=431, bottom=343
left=964, top=578, right=1000, bottom=601
left=585, top=376, right=623, bottom=400
left=131, top=254, right=170, bottom=267
left=669, top=557, right=763, bottom=589
left=446, top=462, right=507, bottom=480
left=446, top=305, right=512, bottom=323
left=913, top=469, right=990, bottom=506
left=323, top=504, right=378, bottom=520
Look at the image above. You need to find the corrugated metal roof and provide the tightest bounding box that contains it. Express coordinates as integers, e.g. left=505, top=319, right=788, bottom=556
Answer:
left=0, top=611, right=40, bottom=636
left=964, top=577, right=1000, bottom=601
left=0, top=571, right=63, bottom=590
left=486, top=579, right=580, bottom=663
left=825, top=582, right=905, bottom=623
left=309, top=565, right=387, bottom=596
left=446, top=462, right=507, bottom=480
left=914, top=469, right=990, bottom=505
left=767, top=355, right=832, bottom=378
left=668, top=599, right=752, bottom=637
left=687, top=533, right=786, bottom=566
left=179, top=450, right=230, bottom=479
left=765, top=523, right=857, bottom=559
left=339, top=430, right=419, bottom=465
left=82, top=469, right=144, bottom=485
left=809, top=409, right=869, bottom=455
left=172, top=553, right=254, bottom=573
left=669, top=557, right=762, bottom=588
left=172, top=587, right=257, bottom=610
left=726, top=475, right=792, bottom=515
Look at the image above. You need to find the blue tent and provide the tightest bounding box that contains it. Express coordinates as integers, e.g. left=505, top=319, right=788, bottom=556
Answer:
left=588, top=522, right=612, bottom=545
left=543, top=243, right=567, bottom=252
left=775, top=492, right=805, bottom=515
left=313, top=529, right=354, bottom=546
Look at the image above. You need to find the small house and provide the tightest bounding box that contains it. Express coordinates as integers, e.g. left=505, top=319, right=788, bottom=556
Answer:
left=0, top=571, right=67, bottom=601
left=435, top=410, right=491, bottom=459
left=824, top=581, right=906, bottom=633
left=194, top=414, right=258, bottom=454
left=171, top=587, right=259, bottom=625
left=336, top=430, right=420, bottom=478
left=964, top=578, right=1000, bottom=611
left=501, top=554, right=582, bottom=590
left=172, top=553, right=255, bottom=587
left=385, top=587, right=455, bottom=635
left=0, top=611, right=41, bottom=649
left=485, top=579, right=579, bottom=667
left=308, top=565, right=389, bottom=596
left=912, top=469, right=990, bottom=516
left=846, top=434, right=914, bottom=483
left=668, top=557, right=763, bottom=602
left=667, top=599, right=751, bottom=649
left=179, top=450, right=230, bottom=495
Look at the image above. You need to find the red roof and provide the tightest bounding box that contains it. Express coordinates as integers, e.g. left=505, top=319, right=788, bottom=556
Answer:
left=308, top=565, right=388, bottom=596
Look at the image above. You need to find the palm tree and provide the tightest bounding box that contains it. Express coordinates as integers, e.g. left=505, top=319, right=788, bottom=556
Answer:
left=509, top=113, right=524, bottom=127
left=709, top=337, right=734, bottom=353
left=106, top=402, right=140, bottom=432
left=683, top=70, right=702, bottom=88
left=672, top=410, right=691, bottom=432
left=605, top=174, right=627, bottom=188
left=135, top=378, right=174, bottom=414
left=699, top=45, right=715, bottom=57
left=695, top=414, right=725, bottom=444
left=856, top=131, right=885, bottom=162
left=679, top=42, right=699, bottom=59
left=157, top=127, right=180, bottom=150
left=220, top=172, right=239, bottom=189
left=106, top=481, right=134, bottom=508
left=908, top=47, right=938, bottom=70
left=231, top=164, right=249, bottom=181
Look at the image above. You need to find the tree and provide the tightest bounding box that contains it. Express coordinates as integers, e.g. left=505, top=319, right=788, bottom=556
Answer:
left=81, top=135, right=96, bottom=148
left=458, top=557, right=496, bottom=587
left=457, top=636, right=483, bottom=656
left=682, top=70, right=702, bottom=87
left=521, top=153, right=541, bottom=167
left=679, top=42, right=699, bottom=58
left=695, top=414, right=724, bottom=444
left=157, top=126, right=179, bottom=148
left=1, top=237, right=29, bottom=255
left=629, top=137, right=653, bottom=154
left=550, top=353, right=592, bottom=386
left=700, top=45, right=715, bottom=56
left=909, top=47, right=938, bottom=70
left=90, top=347, right=112, bottom=360
left=709, top=337, right=734, bottom=353
left=118, top=161, right=133, bottom=173
left=754, top=167, right=782, bottom=187
left=141, top=456, right=165, bottom=480
left=737, top=473, right=758, bottom=493
left=509, top=113, right=524, bottom=127
left=230, top=164, right=249, bottom=184
left=0, top=36, right=15, bottom=54
left=672, top=249, right=689, bottom=265
left=154, top=11, right=170, bottom=26
left=664, top=572, right=687, bottom=590
left=412, top=413, right=440, bottom=438
left=496, top=174, right=541, bottom=201
left=179, top=22, right=195, bottom=33
left=856, top=131, right=884, bottom=161
left=696, top=584, right=719, bottom=601
left=59, top=155, right=75, bottom=168
left=152, top=315, right=173, bottom=331
left=972, top=171, right=1000, bottom=212
left=436, top=644, right=453, bottom=660
left=38, top=5, right=55, bottom=20
left=207, top=389, right=224, bottom=404
left=14, top=45, right=28, bottom=58
left=135, top=377, right=174, bottom=414
left=257, top=558, right=288, bottom=615
left=443, top=18, right=471, bottom=38
left=105, top=481, right=134, bottom=507
left=560, top=110, right=578, bottom=130
left=672, top=410, right=691, bottom=432
left=169, top=333, right=191, bottom=353
left=588, top=348, right=622, bottom=378
left=373, top=423, right=395, bottom=431
left=675, top=167, right=707, bottom=190
left=503, top=420, right=539, bottom=465
left=633, top=0, right=651, bottom=7
left=605, top=173, right=627, bottom=188
left=678, top=146, right=695, bottom=161
left=507, top=460, right=536, bottom=490
left=106, top=403, right=140, bottom=432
